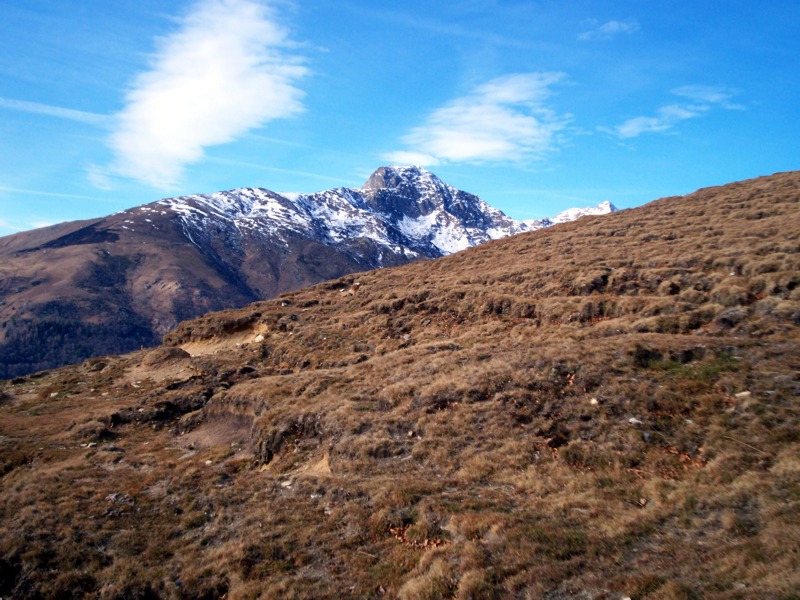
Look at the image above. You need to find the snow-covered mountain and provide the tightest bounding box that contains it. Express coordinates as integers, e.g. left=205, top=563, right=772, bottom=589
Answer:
left=136, top=165, right=615, bottom=263
left=548, top=201, right=617, bottom=225
left=0, top=166, right=615, bottom=378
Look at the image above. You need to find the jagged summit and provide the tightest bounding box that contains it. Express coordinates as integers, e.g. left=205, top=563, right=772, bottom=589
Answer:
left=362, top=165, right=444, bottom=191
left=360, top=166, right=452, bottom=218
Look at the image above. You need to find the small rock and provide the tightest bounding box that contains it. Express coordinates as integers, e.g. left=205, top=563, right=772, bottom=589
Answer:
left=734, top=391, right=751, bottom=399
left=280, top=480, right=292, bottom=488
left=205, top=460, right=213, bottom=466
left=106, top=492, right=134, bottom=504
left=254, top=334, right=265, bottom=343
left=628, top=417, right=643, bottom=425
left=589, top=397, right=599, bottom=406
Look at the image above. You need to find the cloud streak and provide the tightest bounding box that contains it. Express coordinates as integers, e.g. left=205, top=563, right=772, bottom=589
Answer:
left=604, top=85, right=742, bottom=139
left=0, top=184, right=103, bottom=200
left=341, top=4, right=534, bottom=50
left=0, top=97, right=109, bottom=126
left=384, top=72, right=569, bottom=167
left=671, top=85, right=743, bottom=109
left=108, top=0, right=308, bottom=189
left=579, top=19, right=640, bottom=41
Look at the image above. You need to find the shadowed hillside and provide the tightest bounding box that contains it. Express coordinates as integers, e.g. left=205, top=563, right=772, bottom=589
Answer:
left=0, top=171, right=798, bottom=598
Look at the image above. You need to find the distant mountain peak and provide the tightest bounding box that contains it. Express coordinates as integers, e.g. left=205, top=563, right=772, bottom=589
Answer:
left=549, top=200, right=618, bottom=224
left=150, top=166, right=617, bottom=259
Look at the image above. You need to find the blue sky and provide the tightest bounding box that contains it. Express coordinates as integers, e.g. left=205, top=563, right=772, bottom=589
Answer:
left=1, top=0, right=798, bottom=235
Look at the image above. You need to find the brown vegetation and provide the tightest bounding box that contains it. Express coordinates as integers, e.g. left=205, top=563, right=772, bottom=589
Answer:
left=1, top=171, right=799, bottom=598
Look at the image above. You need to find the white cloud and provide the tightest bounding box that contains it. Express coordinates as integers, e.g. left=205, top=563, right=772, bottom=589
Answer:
left=383, top=151, right=441, bottom=167
left=86, top=165, right=114, bottom=190
left=0, top=97, right=109, bottom=126
left=207, top=157, right=349, bottom=184
left=610, top=110, right=687, bottom=139
left=0, top=185, right=102, bottom=201
left=604, top=85, right=742, bottom=139
left=0, top=217, right=56, bottom=234
left=29, top=220, right=57, bottom=229
left=108, top=0, right=308, bottom=189
left=384, top=72, right=569, bottom=167
left=579, top=19, right=640, bottom=41
left=672, top=85, right=743, bottom=109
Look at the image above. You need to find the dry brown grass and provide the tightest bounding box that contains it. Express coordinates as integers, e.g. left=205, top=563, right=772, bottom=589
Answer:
left=1, top=171, right=799, bottom=598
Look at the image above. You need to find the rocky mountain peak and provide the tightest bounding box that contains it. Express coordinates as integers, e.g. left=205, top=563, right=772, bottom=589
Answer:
left=361, top=166, right=465, bottom=221
left=362, top=165, right=444, bottom=192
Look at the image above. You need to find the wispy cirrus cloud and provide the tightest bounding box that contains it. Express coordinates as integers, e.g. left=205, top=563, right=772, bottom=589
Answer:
left=671, top=85, right=744, bottom=109
left=384, top=72, right=569, bottom=167
left=106, top=0, right=308, bottom=190
left=340, top=4, right=533, bottom=50
left=0, top=217, right=15, bottom=234
left=0, top=186, right=100, bottom=233
left=603, top=85, right=742, bottom=139
left=207, top=157, right=348, bottom=184
left=0, top=97, right=109, bottom=126
left=578, top=19, right=640, bottom=41
left=0, top=216, right=56, bottom=234
left=0, top=184, right=104, bottom=201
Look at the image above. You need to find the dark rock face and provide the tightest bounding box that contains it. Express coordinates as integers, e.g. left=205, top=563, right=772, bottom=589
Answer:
left=0, top=166, right=614, bottom=378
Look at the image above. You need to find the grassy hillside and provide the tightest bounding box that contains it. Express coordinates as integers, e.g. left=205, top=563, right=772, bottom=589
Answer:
left=1, top=171, right=798, bottom=598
